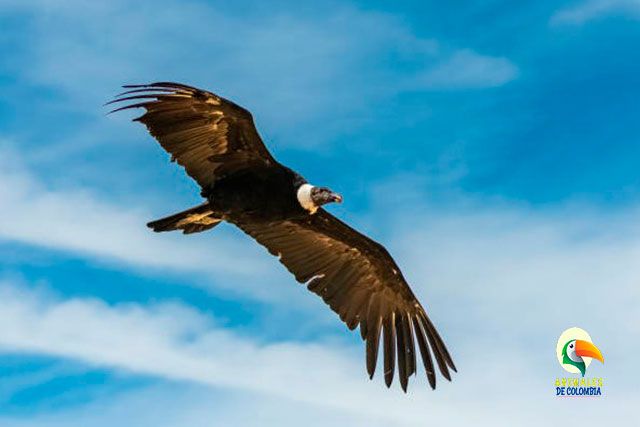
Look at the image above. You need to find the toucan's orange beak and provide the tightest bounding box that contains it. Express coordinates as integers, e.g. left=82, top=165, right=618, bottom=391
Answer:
left=575, top=340, right=604, bottom=363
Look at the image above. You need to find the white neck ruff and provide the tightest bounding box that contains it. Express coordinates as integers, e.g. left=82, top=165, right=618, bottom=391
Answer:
left=297, top=183, right=317, bottom=214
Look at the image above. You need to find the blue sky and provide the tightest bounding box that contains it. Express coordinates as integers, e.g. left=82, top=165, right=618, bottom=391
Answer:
left=0, top=0, right=638, bottom=425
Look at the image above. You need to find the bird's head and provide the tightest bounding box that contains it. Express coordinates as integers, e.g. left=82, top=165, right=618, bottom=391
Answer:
left=311, top=186, right=343, bottom=205
left=297, top=183, right=342, bottom=214
left=561, top=339, right=604, bottom=377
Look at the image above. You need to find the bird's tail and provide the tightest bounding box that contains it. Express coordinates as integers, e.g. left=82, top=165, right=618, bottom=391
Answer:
left=147, top=202, right=222, bottom=234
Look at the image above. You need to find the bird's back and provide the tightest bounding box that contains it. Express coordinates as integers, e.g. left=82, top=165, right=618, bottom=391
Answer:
left=207, top=164, right=306, bottom=221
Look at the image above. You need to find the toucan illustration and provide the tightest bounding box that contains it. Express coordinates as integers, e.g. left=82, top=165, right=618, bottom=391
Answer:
left=561, top=339, right=604, bottom=376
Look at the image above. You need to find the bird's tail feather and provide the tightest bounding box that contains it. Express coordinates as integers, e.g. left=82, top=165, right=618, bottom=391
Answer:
left=147, top=203, right=222, bottom=234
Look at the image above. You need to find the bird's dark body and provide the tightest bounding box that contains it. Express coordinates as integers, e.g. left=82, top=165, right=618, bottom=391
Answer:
left=109, top=82, right=456, bottom=392
left=206, top=164, right=306, bottom=222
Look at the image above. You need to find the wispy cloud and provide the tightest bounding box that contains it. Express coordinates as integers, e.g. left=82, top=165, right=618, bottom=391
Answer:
left=551, top=0, right=640, bottom=25
left=1, top=158, right=638, bottom=423
left=0, top=280, right=440, bottom=425
left=411, top=50, right=519, bottom=90
left=3, top=140, right=640, bottom=336
left=0, top=269, right=636, bottom=426
left=0, top=0, right=636, bottom=425
left=1, top=0, right=517, bottom=150
left=0, top=145, right=304, bottom=302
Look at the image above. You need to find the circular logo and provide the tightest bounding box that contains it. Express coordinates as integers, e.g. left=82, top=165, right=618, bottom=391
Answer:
left=556, top=327, right=604, bottom=376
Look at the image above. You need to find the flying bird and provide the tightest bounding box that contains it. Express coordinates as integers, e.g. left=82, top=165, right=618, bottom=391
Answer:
left=108, top=82, right=456, bottom=391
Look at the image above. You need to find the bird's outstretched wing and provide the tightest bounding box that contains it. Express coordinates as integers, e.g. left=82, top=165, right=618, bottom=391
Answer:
left=108, top=82, right=277, bottom=189
left=233, top=209, right=456, bottom=391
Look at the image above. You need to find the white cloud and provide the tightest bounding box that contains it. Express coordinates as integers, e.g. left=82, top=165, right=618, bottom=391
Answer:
left=412, top=50, right=519, bottom=90
left=2, top=139, right=640, bottom=343
left=0, top=271, right=636, bottom=426
left=0, top=2, right=634, bottom=424
left=3, top=136, right=640, bottom=337
left=551, top=0, right=640, bottom=25
left=0, top=280, right=445, bottom=425
left=1, top=0, right=517, bottom=152
left=0, top=145, right=304, bottom=302
left=1, top=172, right=639, bottom=424
left=0, top=164, right=638, bottom=424
left=389, top=200, right=640, bottom=340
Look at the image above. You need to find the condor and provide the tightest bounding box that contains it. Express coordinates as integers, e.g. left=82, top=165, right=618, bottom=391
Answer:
left=109, top=82, right=456, bottom=391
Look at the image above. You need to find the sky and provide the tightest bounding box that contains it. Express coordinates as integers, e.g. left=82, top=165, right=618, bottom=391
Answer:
left=0, top=0, right=638, bottom=425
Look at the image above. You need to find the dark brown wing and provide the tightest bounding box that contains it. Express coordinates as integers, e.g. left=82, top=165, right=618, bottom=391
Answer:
left=108, top=82, right=277, bottom=189
left=233, top=209, right=456, bottom=391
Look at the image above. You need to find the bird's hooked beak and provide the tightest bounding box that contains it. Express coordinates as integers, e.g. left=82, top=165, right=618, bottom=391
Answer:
left=575, top=340, right=605, bottom=363
left=331, top=192, right=343, bottom=204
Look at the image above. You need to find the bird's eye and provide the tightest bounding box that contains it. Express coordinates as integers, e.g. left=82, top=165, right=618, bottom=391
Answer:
left=570, top=344, right=574, bottom=348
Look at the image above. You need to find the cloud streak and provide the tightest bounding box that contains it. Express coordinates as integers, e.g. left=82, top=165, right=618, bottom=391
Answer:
left=2, top=0, right=518, bottom=151
left=0, top=1, right=636, bottom=425
left=1, top=159, right=638, bottom=424
left=0, top=269, right=636, bottom=426
left=412, top=50, right=519, bottom=90
left=0, top=145, right=300, bottom=302
left=551, top=0, right=640, bottom=25
left=0, top=280, right=440, bottom=425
